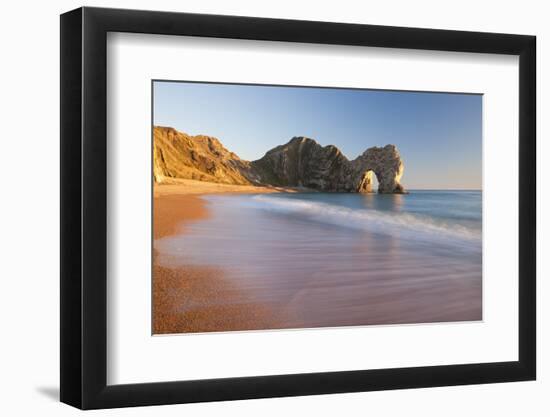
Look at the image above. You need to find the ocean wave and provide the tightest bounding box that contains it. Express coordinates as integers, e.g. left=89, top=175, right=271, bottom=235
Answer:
left=245, top=195, right=482, bottom=245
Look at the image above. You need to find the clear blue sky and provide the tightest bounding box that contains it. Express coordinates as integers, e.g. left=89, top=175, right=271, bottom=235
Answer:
left=153, top=81, right=482, bottom=189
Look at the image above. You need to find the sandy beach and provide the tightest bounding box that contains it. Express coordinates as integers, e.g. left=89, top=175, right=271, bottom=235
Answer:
left=153, top=181, right=289, bottom=334
left=154, top=178, right=300, bottom=197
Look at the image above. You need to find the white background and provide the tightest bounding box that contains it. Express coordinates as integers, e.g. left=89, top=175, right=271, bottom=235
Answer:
left=108, top=33, right=519, bottom=384
left=0, top=0, right=546, bottom=416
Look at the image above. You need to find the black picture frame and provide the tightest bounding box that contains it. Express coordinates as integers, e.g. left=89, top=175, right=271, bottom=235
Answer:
left=60, top=6, right=536, bottom=410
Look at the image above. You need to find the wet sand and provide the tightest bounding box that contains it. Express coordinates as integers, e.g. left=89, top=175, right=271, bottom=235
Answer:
left=153, top=184, right=284, bottom=334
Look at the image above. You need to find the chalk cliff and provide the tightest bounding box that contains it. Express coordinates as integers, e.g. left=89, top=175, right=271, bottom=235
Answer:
left=153, top=126, right=405, bottom=193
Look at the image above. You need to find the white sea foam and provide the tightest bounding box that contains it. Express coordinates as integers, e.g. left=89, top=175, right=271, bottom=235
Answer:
left=245, top=195, right=482, bottom=245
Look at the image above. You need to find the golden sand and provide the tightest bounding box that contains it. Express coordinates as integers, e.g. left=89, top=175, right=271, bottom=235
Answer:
left=154, top=178, right=299, bottom=197
left=152, top=182, right=284, bottom=334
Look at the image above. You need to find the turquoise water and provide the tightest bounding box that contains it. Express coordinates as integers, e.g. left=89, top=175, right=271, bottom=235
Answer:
left=155, top=191, right=482, bottom=329
left=241, top=191, right=482, bottom=247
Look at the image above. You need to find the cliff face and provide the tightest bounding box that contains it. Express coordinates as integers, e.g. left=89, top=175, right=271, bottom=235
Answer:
left=153, top=126, right=260, bottom=185
left=251, top=136, right=405, bottom=193
left=153, top=127, right=405, bottom=193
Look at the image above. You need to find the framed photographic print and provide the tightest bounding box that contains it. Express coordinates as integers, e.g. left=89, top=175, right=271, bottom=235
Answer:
left=60, top=7, right=536, bottom=409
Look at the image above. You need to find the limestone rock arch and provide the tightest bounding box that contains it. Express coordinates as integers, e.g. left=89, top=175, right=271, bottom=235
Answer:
left=352, top=145, right=405, bottom=194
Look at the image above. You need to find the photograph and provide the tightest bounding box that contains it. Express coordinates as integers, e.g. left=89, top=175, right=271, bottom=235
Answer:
left=52, top=4, right=538, bottom=412
left=152, top=81, right=483, bottom=335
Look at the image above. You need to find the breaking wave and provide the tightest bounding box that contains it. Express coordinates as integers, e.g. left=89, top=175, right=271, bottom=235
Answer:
left=245, top=195, right=482, bottom=245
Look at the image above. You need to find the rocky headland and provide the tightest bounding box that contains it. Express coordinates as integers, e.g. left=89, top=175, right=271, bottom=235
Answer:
left=153, top=126, right=405, bottom=193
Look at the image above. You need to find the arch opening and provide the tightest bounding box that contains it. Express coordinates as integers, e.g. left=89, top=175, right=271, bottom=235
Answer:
left=357, top=170, right=380, bottom=193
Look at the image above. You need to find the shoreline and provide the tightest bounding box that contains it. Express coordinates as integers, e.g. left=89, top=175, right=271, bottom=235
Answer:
left=154, top=178, right=306, bottom=198
left=153, top=177, right=304, bottom=238
left=153, top=193, right=208, bottom=240
left=153, top=187, right=280, bottom=334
